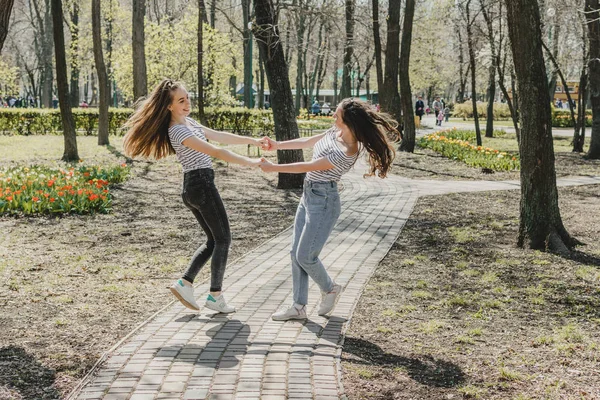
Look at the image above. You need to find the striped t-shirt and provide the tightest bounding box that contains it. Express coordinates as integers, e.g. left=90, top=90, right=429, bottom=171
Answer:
left=168, top=118, right=213, bottom=172
left=306, top=127, right=359, bottom=182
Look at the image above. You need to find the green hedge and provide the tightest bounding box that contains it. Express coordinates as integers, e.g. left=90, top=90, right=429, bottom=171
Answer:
left=552, top=109, right=592, bottom=128
left=0, top=107, right=275, bottom=136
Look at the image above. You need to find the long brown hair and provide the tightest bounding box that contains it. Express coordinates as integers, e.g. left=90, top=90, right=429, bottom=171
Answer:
left=123, top=79, right=183, bottom=159
left=338, top=98, right=396, bottom=178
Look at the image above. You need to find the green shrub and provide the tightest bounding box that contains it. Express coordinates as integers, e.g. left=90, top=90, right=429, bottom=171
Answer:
left=0, top=108, right=275, bottom=136
left=452, top=102, right=512, bottom=120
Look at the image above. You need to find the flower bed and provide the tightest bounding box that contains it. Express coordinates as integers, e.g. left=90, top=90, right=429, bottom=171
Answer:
left=0, top=163, right=130, bottom=215
left=418, top=129, right=519, bottom=171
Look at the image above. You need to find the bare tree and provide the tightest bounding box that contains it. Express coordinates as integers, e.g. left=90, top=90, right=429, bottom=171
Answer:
left=132, top=0, right=148, bottom=101
left=372, top=0, right=383, bottom=91
left=253, top=0, right=305, bottom=189
left=92, top=0, right=109, bottom=145
left=242, top=0, right=253, bottom=108
left=480, top=0, right=497, bottom=138
left=198, top=0, right=205, bottom=120
left=460, top=0, right=482, bottom=146
left=399, top=0, right=416, bottom=152
left=68, top=0, right=79, bottom=107
left=339, top=0, right=355, bottom=100
left=52, top=0, right=78, bottom=161
left=0, top=0, right=14, bottom=53
left=380, top=0, right=401, bottom=124
left=585, top=0, right=600, bottom=159
left=505, top=0, right=579, bottom=254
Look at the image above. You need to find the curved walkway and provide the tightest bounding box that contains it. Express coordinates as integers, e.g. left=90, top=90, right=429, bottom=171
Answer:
left=69, top=170, right=600, bottom=400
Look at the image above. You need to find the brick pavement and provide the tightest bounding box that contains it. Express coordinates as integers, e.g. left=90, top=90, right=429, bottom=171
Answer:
left=69, top=170, right=599, bottom=400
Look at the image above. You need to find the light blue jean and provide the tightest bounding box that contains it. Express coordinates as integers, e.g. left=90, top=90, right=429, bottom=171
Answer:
left=291, top=180, right=341, bottom=305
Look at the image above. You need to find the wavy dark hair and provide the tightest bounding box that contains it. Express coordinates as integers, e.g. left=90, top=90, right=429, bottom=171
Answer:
left=123, top=79, right=183, bottom=159
left=338, top=98, right=396, bottom=178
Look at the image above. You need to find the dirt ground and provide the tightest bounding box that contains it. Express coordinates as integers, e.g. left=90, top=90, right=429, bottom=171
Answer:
left=0, top=137, right=300, bottom=399
left=342, top=149, right=600, bottom=399
left=1, top=134, right=599, bottom=399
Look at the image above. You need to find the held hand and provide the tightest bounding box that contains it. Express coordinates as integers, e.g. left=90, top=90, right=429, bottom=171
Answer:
left=259, top=136, right=277, bottom=151
left=258, top=157, right=276, bottom=172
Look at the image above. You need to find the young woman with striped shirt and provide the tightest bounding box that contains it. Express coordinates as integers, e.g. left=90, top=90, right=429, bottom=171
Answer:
left=259, top=98, right=397, bottom=321
left=123, top=79, right=263, bottom=314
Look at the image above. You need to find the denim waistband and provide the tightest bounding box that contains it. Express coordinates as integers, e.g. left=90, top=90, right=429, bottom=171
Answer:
left=183, top=168, right=214, bottom=183
left=304, top=180, right=337, bottom=188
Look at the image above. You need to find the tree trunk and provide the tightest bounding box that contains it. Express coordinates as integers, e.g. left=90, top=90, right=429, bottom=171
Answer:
left=42, top=0, right=54, bottom=108
left=456, top=27, right=467, bottom=103
left=294, top=0, right=306, bottom=113
left=0, top=0, right=14, bottom=54
left=465, top=0, right=482, bottom=145
left=69, top=2, right=79, bottom=107
left=399, top=0, right=415, bottom=152
left=585, top=0, right=600, bottom=159
left=132, top=0, right=148, bottom=101
left=92, top=0, right=109, bottom=145
left=481, top=1, right=497, bottom=138
left=253, top=0, right=305, bottom=189
left=333, top=40, right=339, bottom=106
left=372, top=0, right=383, bottom=92
left=380, top=0, right=401, bottom=124
left=505, top=0, right=578, bottom=254
left=339, top=0, right=355, bottom=100
left=485, top=65, right=495, bottom=137
left=242, top=0, right=253, bottom=108
left=52, top=0, right=78, bottom=161
left=573, top=20, right=588, bottom=153
left=258, top=55, right=265, bottom=109
left=210, top=0, right=216, bottom=28
left=198, top=0, right=205, bottom=121
left=547, top=22, right=560, bottom=99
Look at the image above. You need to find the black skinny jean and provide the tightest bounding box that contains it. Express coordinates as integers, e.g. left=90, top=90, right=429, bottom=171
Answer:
left=181, top=168, right=231, bottom=292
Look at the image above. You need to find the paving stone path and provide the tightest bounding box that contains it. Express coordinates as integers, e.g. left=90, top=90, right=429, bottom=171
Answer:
left=69, top=170, right=599, bottom=400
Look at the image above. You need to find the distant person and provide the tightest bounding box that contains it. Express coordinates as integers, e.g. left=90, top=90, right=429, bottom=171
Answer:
left=556, top=99, right=563, bottom=109
left=52, top=95, right=58, bottom=109
left=259, top=99, right=396, bottom=321
left=444, top=106, right=450, bottom=122
left=311, top=100, right=321, bottom=115
left=437, top=107, right=444, bottom=126
left=415, top=96, right=425, bottom=121
left=321, top=102, right=331, bottom=116
left=123, top=79, right=265, bottom=314
left=80, top=100, right=89, bottom=108
left=432, top=97, right=442, bottom=118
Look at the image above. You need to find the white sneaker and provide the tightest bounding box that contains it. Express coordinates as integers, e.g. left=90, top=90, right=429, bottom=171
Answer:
left=272, top=304, right=307, bottom=321
left=205, top=294, right=236, bottom=314
left=170, top=279, right=200, bottom=311
left=318, top=283, right=343, bottom=316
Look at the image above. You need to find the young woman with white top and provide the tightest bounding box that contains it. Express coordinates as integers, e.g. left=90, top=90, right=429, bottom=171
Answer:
left=259, top=98, right=397, bottom=320
left=123, top=79, right=263, bottom=314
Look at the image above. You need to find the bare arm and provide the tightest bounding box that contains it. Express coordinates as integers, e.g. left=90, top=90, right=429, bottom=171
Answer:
left=268, top=132, right=327, bottom=150
left=182, top=136, right=260, bottom=166
left=202, top=126, right=261, bottom=146
left=259, top=156, right=334, bottom=174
